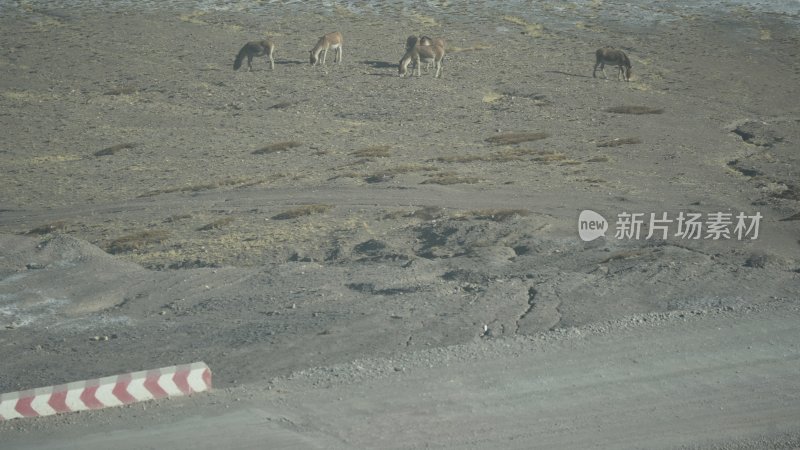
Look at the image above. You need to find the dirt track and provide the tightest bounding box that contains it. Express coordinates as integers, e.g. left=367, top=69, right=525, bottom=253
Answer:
left=4, top=300, right=800, bottom=449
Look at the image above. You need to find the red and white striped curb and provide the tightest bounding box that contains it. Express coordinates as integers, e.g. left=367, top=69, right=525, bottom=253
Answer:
left=0, top=361, right=211, bottom=421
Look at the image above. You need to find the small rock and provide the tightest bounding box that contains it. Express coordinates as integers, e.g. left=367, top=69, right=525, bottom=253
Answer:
left=744, top=251, right=778, bottom=269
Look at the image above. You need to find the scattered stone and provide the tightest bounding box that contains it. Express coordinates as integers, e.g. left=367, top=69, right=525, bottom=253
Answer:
left=730, top=121, right=783, bottom=147
left=744, top=252, right=769, bottom=269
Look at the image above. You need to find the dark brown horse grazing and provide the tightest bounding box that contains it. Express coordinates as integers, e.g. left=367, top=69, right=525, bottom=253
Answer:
left=593, top=48, right=632, bottom=81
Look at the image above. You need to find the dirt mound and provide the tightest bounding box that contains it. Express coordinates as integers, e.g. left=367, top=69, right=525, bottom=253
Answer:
left=0, top=233, right=144, bottom=324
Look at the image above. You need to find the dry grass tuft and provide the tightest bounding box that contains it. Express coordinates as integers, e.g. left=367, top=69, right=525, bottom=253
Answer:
left=351, top=145, right=391, bottom=158
left=384, top=164, right=438, bottom=174
left=364, top=173, right=394, bottom=183
left=502, top=16, right=545, bottom=37
left=409, top=206, right=444, bottom=220
left=597, top=137, right=641, bottom=147
left=330, top=164, right=437, bottom=181
left=269, top=100, right=304, bottom=110
left=599, top=250, right=645, bottom=264
left=772, top=185, right=800, bottom=201
left=421, top=172, right=480, bottom=185
left=482, top=91, right=505, bottom=103
left=140, top=177, right=269, bottom=197
left=448, top=44, right=492, bottom=53
left=726, top=160, right=761, bottom=177
left=367, top=165, right=439, bottom=177
left=779, top=212, right=800, bottom=222
left=459, top=208, right=531, bottom=222
left=384, top=206, right=445, bottom=221
left=198, top=217, right=235, bottom=231
left=94, top=143, right=137, bottom=157
left=328, top=171, right=361, bottom=181
left=26, top=221, right=68, bottom=235
left=436, top=149, right=568, bottom=164
left=364, top=165, right=441, bottom=182
left=272, top=204, right=332, bottom=220
left=435, top=154, right=488, bottom=163
left=604, top=106, right=664, bottom=115
left=531, top=151, right=567, bottom=163
left=107, top=230, right=169, bottom=254
left=104, top=86, right=139, bottom=96
left=164, top=214, right=192, bottom=223
left=486, top=132, right=549, bottom=145
left=253, top=141, right=302, bottom=155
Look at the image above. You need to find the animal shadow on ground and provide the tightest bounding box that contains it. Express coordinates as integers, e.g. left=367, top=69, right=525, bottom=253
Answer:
left=362, top=60, right=396, bottom=69
left=274, top=60, right=306, bottom=66
left=545, top=70, right=592, bottom=78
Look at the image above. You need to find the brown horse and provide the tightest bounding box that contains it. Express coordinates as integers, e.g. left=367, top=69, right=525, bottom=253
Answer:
left=593, top=48, right=632, bottom=81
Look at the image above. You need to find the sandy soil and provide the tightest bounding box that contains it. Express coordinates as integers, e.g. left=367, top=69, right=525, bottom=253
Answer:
left=1, top=2, right=799, bottom=447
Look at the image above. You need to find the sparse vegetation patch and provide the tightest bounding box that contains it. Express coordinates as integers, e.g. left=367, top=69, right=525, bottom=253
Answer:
left=434, top=154, right=489, bottom=163
left=94, top=143, right=137, bottom=157
left=502, top=15, right=545, bottom=37
left=198, top=217, right=235, bottom=231
left=458, top=209, right=531, bottom=222
left=107, top=230, right=170, bottom=254
left=26, top=221, right=69, bottom=235
left=139, top=177, right=270, bottom=197
left=531, top=151, right=567, bottom=163
left=596, top=137, right=641, bottom=147
left=269, top=100, right=304, bottom=110
left=486, top=132, right=549, bottom=146
left=448, top=43, right=492, bottom=53
left=772, top=185, right=800, bottom=201
left=331, top=164, right=439, bottom=181
left=436, top=148, right=571, bottom=164
left=421, top=172, right=480, bottom=185
left=600, top=250, right=645, bottom=263
left=727, top=160, right=762, bottom=177
left=409, top=206, right=444, bottom=220
left=364, top=173, right=394, bottom=183
left=272, top=204, right=332, bottom=220
left=103, top=86, right=139, bottom=96
left=164, top=214, right=193, bottom=223
left=605, top=106, right=664, bottom=115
